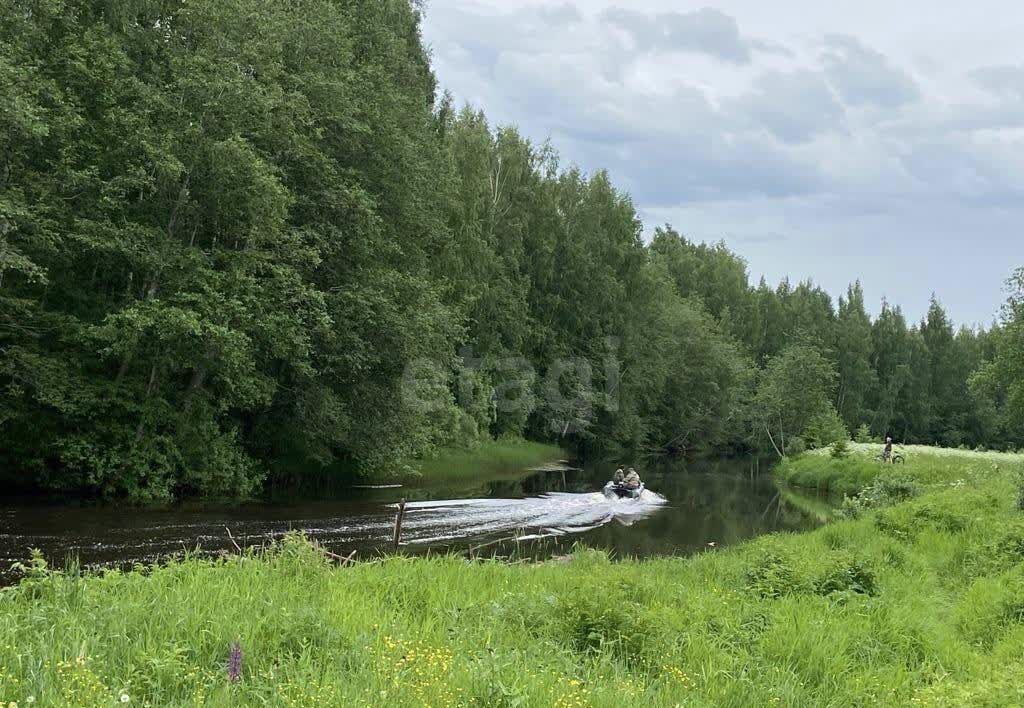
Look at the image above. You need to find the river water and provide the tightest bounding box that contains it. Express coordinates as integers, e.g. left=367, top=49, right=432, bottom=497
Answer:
left=0, top=458, right=828, bottom=584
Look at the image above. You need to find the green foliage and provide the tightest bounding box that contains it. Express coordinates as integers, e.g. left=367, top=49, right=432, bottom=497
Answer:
left=875, top=497, right=974, bottom=540
left=781, top=442, right=1012, bottom=497
left=973, top=269, right=1024, bottom=448
left=962, top=519, right=1024, bottom=577
left=0, top=0, right=758, bottom=496
left=855, top=424, right=874, bottom=443
left=554, top=593, right=654, bottom=666
left=840, top=474, right=921, bottom=519
left=1008, top=467, right=1024, bottom=513
left=830, top=438, right=851, bottom=459
left=805, top=407, right=850, bottom=450
left=835, top=283, right=877, bottom=430
left=0, top=0, right=459, bottom=498
left=786, top=436, right=808, bottom=456
left=814, top=554, right=877, bottom=597
left=955, top=566, right=1024, bottom=648
left=912, top=661, right=1024, bottom=707
left=745, top=546, right=808, bottom=598
left=752, top=345, right=837, bottom=456
left=0, top=0, right=1018, bottom=500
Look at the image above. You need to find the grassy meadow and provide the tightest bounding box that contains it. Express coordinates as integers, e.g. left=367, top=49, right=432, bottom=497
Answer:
left=2, top=447, right=1024, bottom=706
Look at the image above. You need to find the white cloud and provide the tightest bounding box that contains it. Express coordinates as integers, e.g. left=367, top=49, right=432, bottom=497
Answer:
left=600, top=7, right=759, bottom=64
left=728, top=69, right=845, bottom=143
left=821, top=34, right=920, bottom=108
left=422, top=1, right=1024, bottom=323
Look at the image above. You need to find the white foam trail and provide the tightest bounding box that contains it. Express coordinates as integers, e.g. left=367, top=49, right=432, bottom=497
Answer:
left=394, top=490, right=668, bottom=546
left=1, top=491, right=669, bottom=577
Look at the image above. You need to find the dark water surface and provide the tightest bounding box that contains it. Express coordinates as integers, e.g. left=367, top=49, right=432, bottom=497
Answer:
left=0, top=458, right=828, bottom=584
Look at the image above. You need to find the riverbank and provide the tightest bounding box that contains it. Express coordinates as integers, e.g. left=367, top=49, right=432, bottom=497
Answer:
left=775, top=442, right=1024, bottom=496
left=2, top=447, right=1023, bottom=706
left=405, top=438, right=566, bottom=485
left=290, top=437, right=565, bottom=494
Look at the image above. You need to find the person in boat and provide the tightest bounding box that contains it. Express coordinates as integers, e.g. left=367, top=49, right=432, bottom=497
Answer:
left=613, top=467, right=625, bottom=484
left=622, top=467, right=642, bottom=490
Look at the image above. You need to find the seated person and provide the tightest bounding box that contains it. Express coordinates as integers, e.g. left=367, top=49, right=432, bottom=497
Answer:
left=622, top=467, right=642, bottom=490
left=613, top=467, right=625, bottom=483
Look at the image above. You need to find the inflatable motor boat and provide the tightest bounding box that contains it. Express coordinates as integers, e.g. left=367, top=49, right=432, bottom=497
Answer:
left=603, top=481, right=645, bottom=500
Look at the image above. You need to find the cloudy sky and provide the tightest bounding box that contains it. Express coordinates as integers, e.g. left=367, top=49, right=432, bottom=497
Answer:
left=421, top=0, right=1024, bottom=325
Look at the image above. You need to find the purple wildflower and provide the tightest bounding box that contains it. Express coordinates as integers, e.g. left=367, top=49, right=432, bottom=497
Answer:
left=227, top=641, right=243, bottom=683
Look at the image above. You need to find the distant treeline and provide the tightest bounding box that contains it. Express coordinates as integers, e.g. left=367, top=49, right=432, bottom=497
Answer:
left=1, top=0, right=1022, bottom=501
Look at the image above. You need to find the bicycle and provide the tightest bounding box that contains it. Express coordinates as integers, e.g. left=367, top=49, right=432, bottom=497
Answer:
left=875, top=451, right=905, bottom=465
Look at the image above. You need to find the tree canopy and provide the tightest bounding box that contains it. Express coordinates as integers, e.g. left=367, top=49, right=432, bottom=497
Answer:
left=0, top=0, right=1018, bottom=501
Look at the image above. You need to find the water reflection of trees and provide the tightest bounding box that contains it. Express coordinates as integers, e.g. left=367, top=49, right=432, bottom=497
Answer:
left=0, top=458, right=833, bottom=579
left=539, top=457, right=828, bottom=559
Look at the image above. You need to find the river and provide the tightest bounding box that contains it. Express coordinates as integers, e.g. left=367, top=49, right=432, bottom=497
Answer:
left=0, top=458, right=829, bottom=584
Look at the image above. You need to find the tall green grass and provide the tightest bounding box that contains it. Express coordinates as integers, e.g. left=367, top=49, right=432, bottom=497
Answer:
left=776, top=442, right=1022, bottom=497
left=2, top=447, right=1024, bottom=706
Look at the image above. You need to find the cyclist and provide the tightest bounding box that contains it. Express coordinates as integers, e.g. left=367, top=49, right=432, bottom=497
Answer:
left=882, top=436, right=894, bottom=463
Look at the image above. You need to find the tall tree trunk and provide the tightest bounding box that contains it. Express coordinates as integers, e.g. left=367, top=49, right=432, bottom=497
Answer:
left=115, top=355, right=133, bottom=385
left=764, top=423, right=784, bottom=458
left=134, top=363, right=159, bottom=441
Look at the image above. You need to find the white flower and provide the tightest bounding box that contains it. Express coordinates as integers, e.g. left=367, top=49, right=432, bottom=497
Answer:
left=26, top=699, right=35, bottom=705
left=120, top=695, right=130, bottom=704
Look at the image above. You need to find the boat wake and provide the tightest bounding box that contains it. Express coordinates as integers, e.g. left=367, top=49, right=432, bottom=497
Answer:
left=394, top=490, right=669, bottom=546
left=0, top=490, right=668, bottom=581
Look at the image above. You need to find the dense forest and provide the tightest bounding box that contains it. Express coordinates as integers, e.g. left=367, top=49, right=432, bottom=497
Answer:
left=1, top=0, right=1022, bottom=501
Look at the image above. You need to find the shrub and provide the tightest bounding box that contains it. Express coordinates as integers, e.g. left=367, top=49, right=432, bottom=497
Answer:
left=855, top=424, right=873, bottom=444
left=554, top=595, right=653, bottom=666
left=844, top=474, right=922, bottom=519
left=840, top=495, right=866, bottom=520
left=786, top=436, right=807, bottom=456
left=745, top=549, right=807, bottom=599
left=814, top=556, right=877, bottom=597
left=843, top=473, right=925, bottom=518
left=803, top=408, right=850, bottom=450
left=830, top=438, right=851, bottom=459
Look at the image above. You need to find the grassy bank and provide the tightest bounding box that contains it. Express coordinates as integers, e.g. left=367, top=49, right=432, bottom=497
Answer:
left=776, top=442, right=1024, bottom=497
left=405, top=438, right=565, bottom=485
left=3, top=448, right=1024, bottom=706
left=271, top=438, right=564, bottom=497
